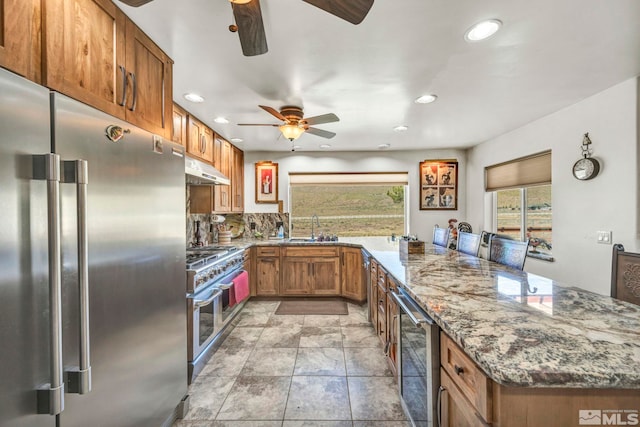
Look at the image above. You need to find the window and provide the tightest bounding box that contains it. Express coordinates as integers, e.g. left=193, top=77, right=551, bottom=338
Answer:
left=495, top=185, right=552, bottom=257
left=289, top=173, right=407, bottom=238
left=487, top=151, right=552, bottom=260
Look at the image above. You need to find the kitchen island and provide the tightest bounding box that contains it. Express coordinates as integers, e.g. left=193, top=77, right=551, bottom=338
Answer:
left=222, top=238, right=640, bottom=425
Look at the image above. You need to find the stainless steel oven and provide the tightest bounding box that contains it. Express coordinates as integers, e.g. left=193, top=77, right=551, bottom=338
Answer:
left=186, top=247, right=248, bottom=382
left=390, top=287, right=440, bottom=427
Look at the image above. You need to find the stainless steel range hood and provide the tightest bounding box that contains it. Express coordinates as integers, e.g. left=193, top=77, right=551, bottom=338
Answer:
left=185, top=156, right=230, bottom=185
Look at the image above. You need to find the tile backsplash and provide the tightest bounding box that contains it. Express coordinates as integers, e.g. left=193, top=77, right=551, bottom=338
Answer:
left=186, top=212, right=290, bottom=246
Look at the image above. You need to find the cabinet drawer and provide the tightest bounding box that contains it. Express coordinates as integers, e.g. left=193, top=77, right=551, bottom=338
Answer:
left=257, top=246, right=280, bottom=257
left=283, top=246, right=339, bottom=257
left=441, top=333, right=492, bottom=423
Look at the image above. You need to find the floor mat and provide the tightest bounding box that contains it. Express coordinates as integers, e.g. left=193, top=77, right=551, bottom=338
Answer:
left=274, top=298, right=348, bottom=315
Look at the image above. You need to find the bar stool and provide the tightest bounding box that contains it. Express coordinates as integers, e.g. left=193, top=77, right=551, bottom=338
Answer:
left=488, top=236, right=529, bottom=270
left=611, top=244, right=640, bottom=306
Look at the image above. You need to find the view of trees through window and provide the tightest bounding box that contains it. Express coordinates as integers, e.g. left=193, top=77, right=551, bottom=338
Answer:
left=496, top=185, right=552, bottom=254
left=290, top=185, right=405, bottom=237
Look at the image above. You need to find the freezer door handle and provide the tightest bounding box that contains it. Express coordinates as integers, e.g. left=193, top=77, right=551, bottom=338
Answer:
left=61, top=160, right=92, bottom=395
left=32, top=154, right=65, bottom=415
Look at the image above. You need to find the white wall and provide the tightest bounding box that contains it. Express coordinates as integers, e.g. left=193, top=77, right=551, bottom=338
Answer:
left=466, top=77, right=639, bottom=295
left=244, top=149, right=467, bottom=242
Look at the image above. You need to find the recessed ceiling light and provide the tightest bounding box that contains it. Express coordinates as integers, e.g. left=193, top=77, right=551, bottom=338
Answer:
left=214, top=117, right=229, bottom=124
left=378, top=143, right=390, bottom=150
left=394, top=125, right=408, bottom=132
left=230, top=137, right=243, bottom=143
left=415, top=94, right=438, bottom=104
left=464, top=19, right=502, bottom=42
left=319, top=144, right=332, bottom=149
left=184, top=93, right=204, bottom=103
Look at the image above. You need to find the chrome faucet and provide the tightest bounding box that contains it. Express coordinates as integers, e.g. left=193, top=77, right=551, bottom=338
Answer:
left=310, top=214, right=320, bottom=240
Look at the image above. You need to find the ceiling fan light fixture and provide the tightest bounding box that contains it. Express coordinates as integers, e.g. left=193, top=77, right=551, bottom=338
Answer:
left=394, top=125, right=409, bottom=132
left=415, top=94, right=438, bottom=104
left=279, top=124, right=305, bottom=141
left=229, top=0, right=251, bottom=4
left=214, top=117, right=230, bottom=124
left=184, top=93, right=205, bottom=103
left=230, top=137, right=243, bottom=143
left=465, top=19, right=502, bottom=42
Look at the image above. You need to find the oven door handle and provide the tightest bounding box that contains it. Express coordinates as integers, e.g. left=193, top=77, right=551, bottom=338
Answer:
left=389, top=289, right=433, bottom=327
left=194, top=289, right=223, bottom=309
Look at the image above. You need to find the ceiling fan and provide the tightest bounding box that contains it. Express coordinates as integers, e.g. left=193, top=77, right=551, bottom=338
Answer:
left=118, top=0, right=375, bottom=56
left=238, top=105, right=339, bottom=141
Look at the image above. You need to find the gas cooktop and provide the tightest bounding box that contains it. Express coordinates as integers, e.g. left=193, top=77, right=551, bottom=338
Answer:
left=185, top=246, right=240, bottom=270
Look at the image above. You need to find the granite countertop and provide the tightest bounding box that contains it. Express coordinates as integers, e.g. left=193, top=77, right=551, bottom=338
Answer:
left=366, top=243, right=640, bottom=389
left=217, top=237, right=640, bottom=389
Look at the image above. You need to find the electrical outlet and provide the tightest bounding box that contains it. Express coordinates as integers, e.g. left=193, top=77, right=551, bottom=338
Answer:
left=597, top=230, right=612, bottom=244
left=250, top=222, right=256, bottom=230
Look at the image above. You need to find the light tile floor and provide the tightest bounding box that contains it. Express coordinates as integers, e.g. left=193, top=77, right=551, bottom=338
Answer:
left=174, top=299, right=410, bottom=427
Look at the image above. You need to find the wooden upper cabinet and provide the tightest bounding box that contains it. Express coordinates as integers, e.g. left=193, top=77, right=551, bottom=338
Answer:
left=214, top=136, right=232, bottom=212
left=171, top=103, right=187, bottom=146
left=0, top=0, right=42, bottom=83
left=44, top=0, right=126, bottom=119
left=123, top=17, right=172, bottom=138
left=231, top=145, right=244, bottom=212
left=43, top=0, right=173, bottom=137
left=187, top=115, right=213, bottom=162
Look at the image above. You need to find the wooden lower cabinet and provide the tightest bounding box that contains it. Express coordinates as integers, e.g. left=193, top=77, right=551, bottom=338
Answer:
left=255, top=246, right=280, bottom=296
left=281, top=256, right=340, bottom=295
left=440, top=368, right=487, bottom=427
left=386, top=277, right=399, bottom=376
left=341, top=247, right=365, bottom=301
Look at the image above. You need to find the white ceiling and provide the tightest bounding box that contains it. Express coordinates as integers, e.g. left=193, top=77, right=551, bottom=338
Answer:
left=119, top=0, right=640, bottom=152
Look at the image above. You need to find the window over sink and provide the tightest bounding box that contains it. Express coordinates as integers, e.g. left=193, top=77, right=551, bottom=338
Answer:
left=289, top=172, right=407, bottom=238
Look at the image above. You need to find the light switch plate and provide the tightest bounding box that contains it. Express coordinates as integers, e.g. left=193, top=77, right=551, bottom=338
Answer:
left=597, top=230, right=612, bottom=244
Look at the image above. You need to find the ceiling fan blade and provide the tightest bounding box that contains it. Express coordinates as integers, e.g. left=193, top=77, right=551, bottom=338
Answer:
left=237, top=123, right=280, bottom=126
left=118, top=0, right=154, bottom=6
left=305, top=127, right=336, bottom=139
left=303, top=113, right=340, bottom=126
left=232, top=0, right=268, bottom=56
left=259, top=105, right=287, bottom=121
left=302, top=0, right=374, bottom=25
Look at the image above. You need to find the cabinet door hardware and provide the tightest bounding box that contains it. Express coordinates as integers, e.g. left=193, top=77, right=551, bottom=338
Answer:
left=118, top=66, right=127, bottom=106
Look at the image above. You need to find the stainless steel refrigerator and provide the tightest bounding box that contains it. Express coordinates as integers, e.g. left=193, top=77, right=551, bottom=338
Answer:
left=0, top=67, right=188, bottom=427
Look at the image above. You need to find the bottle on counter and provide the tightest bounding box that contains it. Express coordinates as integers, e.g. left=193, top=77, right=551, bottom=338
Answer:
left=277, top=225, right=284, bottom=239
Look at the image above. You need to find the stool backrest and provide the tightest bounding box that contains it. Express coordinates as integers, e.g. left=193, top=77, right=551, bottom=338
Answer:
left=433, top=227, right=450, bottom=248
left=457, top=231, right=482, bottom=256
left=611, top=244, right=640, bottom=306
left=488, top=236, right=529, bottom=270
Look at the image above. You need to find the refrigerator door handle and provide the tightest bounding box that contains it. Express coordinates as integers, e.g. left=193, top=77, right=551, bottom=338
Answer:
left=32, top=154, right=65, bottom=415
left=61, top=160, right=92, bottom=395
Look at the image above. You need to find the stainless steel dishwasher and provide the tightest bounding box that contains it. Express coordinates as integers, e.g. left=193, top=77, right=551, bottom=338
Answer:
left=390, top=287, right=441, bottom=427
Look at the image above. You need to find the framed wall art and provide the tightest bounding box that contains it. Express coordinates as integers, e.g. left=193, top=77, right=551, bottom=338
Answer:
left=419, top=159, right=458, bottom=210
left=255, top=161, right=278, bottom=204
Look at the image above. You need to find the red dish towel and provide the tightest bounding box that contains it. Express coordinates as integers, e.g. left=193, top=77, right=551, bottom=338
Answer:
left=228, top=283, right=237, bottom=309
left=233, top=271, right=250, bottom=305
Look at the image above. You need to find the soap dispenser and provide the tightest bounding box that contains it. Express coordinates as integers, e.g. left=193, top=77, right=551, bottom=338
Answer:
left=277, top=225, right=284, bottom=239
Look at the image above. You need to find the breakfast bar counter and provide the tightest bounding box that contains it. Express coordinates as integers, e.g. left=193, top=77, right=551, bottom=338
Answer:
left=365, top=243, right=640, bottom=389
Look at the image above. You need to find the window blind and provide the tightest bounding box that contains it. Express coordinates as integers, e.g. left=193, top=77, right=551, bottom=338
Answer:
left=485, top=151, right=551, bottom=192
left=289, top=172, right=409, bottom=186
